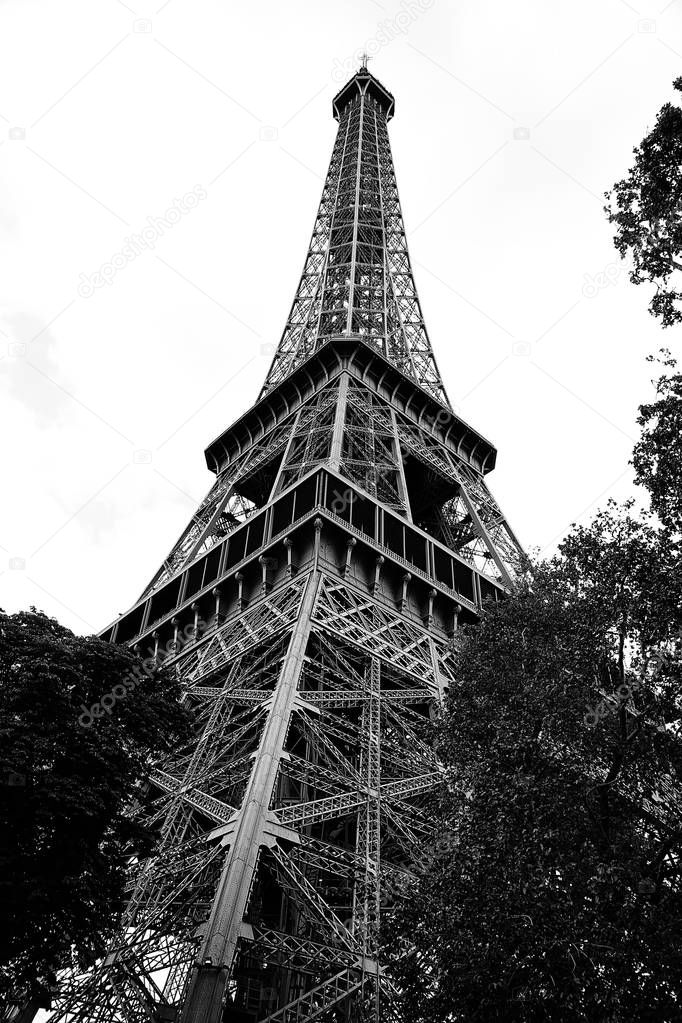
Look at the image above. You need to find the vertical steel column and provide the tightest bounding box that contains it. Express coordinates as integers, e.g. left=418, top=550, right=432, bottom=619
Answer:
left=179, top=571, right=322, bottom=1023
left=353, top=656, right=381, bottom=1018
left=346, top=88, right=365, bottom=335
left=329, top=372, right=350, bottom=471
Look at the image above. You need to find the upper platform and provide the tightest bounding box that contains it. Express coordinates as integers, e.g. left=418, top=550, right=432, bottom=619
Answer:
left=332, top=67, right=395, bottom=121
left=205, top=335, right=497, bottom=477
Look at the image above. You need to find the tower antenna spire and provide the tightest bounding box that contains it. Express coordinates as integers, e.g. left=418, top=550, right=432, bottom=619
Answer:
left=359, top=49, right=372, bottom=70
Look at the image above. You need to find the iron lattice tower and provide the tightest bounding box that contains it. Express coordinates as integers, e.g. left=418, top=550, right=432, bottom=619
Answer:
left=52, top=67, right=525, bottom=1023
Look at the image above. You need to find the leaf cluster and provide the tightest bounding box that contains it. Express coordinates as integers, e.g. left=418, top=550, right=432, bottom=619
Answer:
left=606, top=77, right=682, bottom=326
left=385, top=375, right=682, bottom=1020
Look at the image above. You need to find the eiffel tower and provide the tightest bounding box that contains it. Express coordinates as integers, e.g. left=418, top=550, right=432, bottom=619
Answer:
left=52, top=65, right=524, bottom=1023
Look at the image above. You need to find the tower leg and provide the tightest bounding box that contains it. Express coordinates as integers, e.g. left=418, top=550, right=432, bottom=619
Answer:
left=180, top=571, right=321, bottom=1023
left=178, top=967, right=228, bottom=1023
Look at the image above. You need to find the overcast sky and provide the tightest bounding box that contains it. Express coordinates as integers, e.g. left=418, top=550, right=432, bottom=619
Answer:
left=0, top=0, right=680, bottom=636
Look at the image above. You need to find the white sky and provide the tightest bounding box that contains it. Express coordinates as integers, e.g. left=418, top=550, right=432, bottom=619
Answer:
left=0, top=0, right=680, bottom=637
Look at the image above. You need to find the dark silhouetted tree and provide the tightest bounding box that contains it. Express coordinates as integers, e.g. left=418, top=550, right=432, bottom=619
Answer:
left=0, top=610, right=192, bottom=1013
left=633, top=352, right=682, bottom=536
left=606, top=77, right=682, bottom=326
left=385, top=368, right=682, bottom=1021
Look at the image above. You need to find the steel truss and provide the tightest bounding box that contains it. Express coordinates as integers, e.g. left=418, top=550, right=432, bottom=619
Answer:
left=394, top=412, right=525, bottom=585
left=260, top=69, right=448, bottom=406
left=142, top=422, right=294, bottom=597
left=58, top=65, right=527, bottom=1023
left=52, top=571, right=447, bottom=1022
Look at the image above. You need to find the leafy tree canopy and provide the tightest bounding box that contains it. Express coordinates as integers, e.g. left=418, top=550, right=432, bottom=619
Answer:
left=606, top=77, right=682, bottom=326
left=0, top=610, right=192, bottom=1007
left=633, top=352, right=682, bottom=536
left=385, top=354, right=682, bottom=1021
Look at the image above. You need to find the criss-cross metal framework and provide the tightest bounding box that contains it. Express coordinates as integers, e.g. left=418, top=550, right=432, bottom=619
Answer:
left=50, top=67, right=525, bottom=1023
left=260, top=70, right=448, bottom=406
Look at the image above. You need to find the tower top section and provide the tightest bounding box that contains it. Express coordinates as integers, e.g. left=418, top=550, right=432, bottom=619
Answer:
left=261, top=64, right=448, bottom=406
left=332, top=66, right=395, bottom=122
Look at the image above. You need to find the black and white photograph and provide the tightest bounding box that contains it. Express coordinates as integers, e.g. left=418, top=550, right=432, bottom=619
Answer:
left=1, top=2, right=682, bottom=1020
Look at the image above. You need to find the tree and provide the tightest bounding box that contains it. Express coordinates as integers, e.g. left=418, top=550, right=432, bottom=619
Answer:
left=633, top=352, right=682, bottom=536
left=606, top=77, right=682, bottom=326
left=384, top=503, right=682, bottom=1022
left=0, top=609, right=192, bottom=1012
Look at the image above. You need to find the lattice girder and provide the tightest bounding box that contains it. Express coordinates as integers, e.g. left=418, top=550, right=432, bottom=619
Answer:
left=53, top=570, right=448, bottom=1022
left=60, top=63, right=530, bottom=1023
left=261, top=68, right=448, bottom=406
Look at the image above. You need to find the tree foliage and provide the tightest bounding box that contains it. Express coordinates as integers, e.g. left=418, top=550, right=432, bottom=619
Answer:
left=606, top=77, right=682, bottom=326
left=0, top=610, right=192, bottom=1005
left=633, top=353, right=682, bottom=536
left=385, top=368, right=682, bottom=1019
